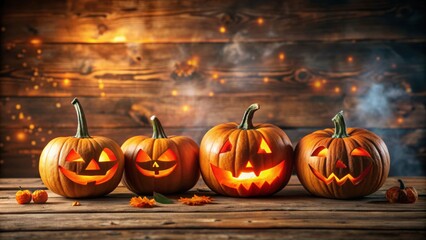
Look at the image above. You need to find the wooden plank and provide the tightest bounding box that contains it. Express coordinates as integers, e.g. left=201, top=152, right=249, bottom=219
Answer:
left=1, top=0, right=424, bottom=43
left=1, top=229, right=425, bottom=240
left=0, top=128, right=424, bottom=177
left=0, top=177, right=425, bottom=214
left=1, top=96, right=424, bottom=130
left=1, top=211, right=425, bottom=231
left=1, top=42, right=424, bottom=98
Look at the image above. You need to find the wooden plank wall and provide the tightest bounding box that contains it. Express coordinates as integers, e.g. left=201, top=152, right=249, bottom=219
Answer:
left=0, top=0, right=425, bottom=177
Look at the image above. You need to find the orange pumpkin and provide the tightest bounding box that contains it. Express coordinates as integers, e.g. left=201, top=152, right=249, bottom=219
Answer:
left=121, top=116, right=200, bottom=195
left=295, top=111, right=390, bottom=199
left=200, top=103, right=293, bottom=197
left=39, top=98, right=124, bottom=198
left=386, top=179, right=418, bottom=203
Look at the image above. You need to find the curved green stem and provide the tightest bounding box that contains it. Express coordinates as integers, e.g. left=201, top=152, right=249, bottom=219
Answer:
left=238, top=103, right=260, bottom=130
left=71, top=98, right=91, bottom=138
left=151, top=116, right=168, bottom=139
left=398, top=179, right=405, bottom=189
left=332, top=110, right=349, bottom=138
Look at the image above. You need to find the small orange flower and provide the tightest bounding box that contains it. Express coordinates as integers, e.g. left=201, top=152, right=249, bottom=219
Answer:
left=179, top=194, right=213, bottom=205
left=16, top=187, right=32, bottom=204
left=130, top=196, right=156, bottom=208
left=32, top=190, right=48, bottom=204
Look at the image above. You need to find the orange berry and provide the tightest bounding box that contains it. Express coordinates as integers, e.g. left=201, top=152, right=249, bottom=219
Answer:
left=32, top=190, right=48, bottom=204
left=16, top=187, right=32, bottom=204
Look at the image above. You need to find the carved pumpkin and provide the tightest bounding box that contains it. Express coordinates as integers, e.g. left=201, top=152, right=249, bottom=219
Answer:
left=39, top=98, right=124, bottom=198
left=121, top=116, right=200, bottom=195
left=200, top=103, right=293, bottom=197
left=295, top=111, right=390, bottom=199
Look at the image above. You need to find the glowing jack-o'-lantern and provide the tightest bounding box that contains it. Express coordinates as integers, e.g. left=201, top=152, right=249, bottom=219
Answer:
left=121, top=116, right=199, bottom=195
left=295, top=111, right=390, bottom=199
left=39, top=98, right=124, bottom=198
left=200, top=103, right=293, bottom=197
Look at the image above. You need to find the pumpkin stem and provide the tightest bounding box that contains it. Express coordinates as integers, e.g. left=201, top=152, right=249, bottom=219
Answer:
left=71, top=98, right=91, bottom=138
left=19, top=186, right=23, bottom=191
left=151, top=116, right=168, bottom=139
left=332, top=110, right=349, bottom=138
left=238, top=103, right=260, bottom=130
left=398, top=179, right=405, bottom=189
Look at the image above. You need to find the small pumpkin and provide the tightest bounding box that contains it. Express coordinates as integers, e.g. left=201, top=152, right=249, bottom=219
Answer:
left=39, top=98, right=124, bottom=198
left=16, top=187, right=32, bottom=204
left=32, top=190, right=48, bottom=204
left=121, top=116, right=200, bottom=195
left=295, top=111, right=390, bottom=199
left=386, top=179, right=418, bottom=203
left=200, top=103, right=293, bottom=197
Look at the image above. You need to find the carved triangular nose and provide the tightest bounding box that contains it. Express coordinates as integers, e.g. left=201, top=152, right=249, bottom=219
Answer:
left=152, top=161, right=160, bottom=168
left=85, top=159, right=100, bottom=170
left=336, top=160, right=347, bottom=169
left=245, top=161, right=253, bottom=168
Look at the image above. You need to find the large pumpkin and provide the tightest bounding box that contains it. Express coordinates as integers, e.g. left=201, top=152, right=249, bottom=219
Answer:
left=200, top=103, right=293, bottom=197
left=121, top=116, right=200, bottom=195
left=39, top=98, right=124, bottom=198
left=295, top=111, right=390, bottom=199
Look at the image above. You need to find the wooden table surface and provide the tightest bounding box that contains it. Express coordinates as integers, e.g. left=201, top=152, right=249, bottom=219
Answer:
left=0, top=177, right=425, bottom=239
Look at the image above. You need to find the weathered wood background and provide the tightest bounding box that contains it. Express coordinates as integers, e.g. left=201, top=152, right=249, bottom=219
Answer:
left=0, top=0, right=425, bottom=177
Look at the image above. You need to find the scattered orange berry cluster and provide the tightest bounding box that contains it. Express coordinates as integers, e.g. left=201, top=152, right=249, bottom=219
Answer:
left=16, top=187, right=48, bottom=204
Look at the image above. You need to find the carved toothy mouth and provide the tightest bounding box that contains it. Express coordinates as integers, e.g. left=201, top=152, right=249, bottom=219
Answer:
left=308, top=164, right=372, bottom=186
left=210, top=161, right=285, bottom=196
left=59, top=163, right=118, bottom=185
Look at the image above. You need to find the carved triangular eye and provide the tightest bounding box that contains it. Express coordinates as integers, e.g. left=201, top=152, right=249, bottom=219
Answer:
left=99, top=148, right=117, bottom=162
left=351, top=147, right=371, bottom=157
left=158, top=149, right=177, bottom=162
left=258, top=137, right=272, bottom=154
left=220, top=139, right=232, bottom=153
left=311, top=146, right=328, bottom=157
left=136, top=149, right=151, bottom=162
left=66, top=149, right=84, bottom=163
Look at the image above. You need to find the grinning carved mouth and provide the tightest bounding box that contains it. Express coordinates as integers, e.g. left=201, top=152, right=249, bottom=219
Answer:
left=308, top=164, right=372, bottom=186
left=59, top=163, right=118, bottom=185
left=210, top=161, right=285, bottom=196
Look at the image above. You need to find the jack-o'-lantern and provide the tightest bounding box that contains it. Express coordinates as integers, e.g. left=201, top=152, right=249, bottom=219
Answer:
left=39, top=98, right=124, bottom=198
left=200, top=103, right=293, bottom=197
left=295, top=111, right=390, bottom=199
left=121, top=116, right=199, bottom=195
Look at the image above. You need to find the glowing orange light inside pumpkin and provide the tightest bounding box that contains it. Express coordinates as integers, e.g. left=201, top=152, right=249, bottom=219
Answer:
left=86, top=160, right=101, bottom=170
left=135, top=149, right=178, bottom=178
left=258, top=138, right=272, bottom=154
left=220, top=140, right=232, bottom=153
left=312, top=146, right=328, bottom=157
left=245, top=161, right=253, bottom=168
left=309, top=164, right=372, bottom=186
left=351, top=147, right=371, bottom=157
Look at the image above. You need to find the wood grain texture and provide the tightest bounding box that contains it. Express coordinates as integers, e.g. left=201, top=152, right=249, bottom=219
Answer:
left=1, top=0, right=424, bottom=43
left=1, top=229, right=425, bottom=240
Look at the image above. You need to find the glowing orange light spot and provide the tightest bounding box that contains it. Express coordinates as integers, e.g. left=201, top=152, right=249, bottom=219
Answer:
left=56, top=102, right=61, bottom=108
left=220, top=79, right=226, bottom=84
left=314, top=80, right=322, bottom=88
left=279, top=52, right=285, bottom=61
left=245, top=161, right=253, bottom=168
left=113, top=36, right=127, bottom=42
left=263, top=77, right=269, bottom=83
left=212, top=73, right=219, bottom=79
left=29, top=124, right=35, bottom=130
left=86, top=160, right=101, bottom=171
left=208, top=91, right=214, bottom=97
left=257, top=17, right=264, bottom=25
left=351, top=86, right=358, bottom=92
left=312, top=147, right=328, bottom=157
left=100, top=92, right=106, bottom=97
left=334, top=87, right=341, bottom=93
left=182, top=105, right=190, bottom=112
left=63, top=78, right=70, bottom=86
left=41, top=137, right=46, bottom=142
left=52, top=82, right=58, bottom=87
left=219, top=26, right=226, bottom=33
left=171, top=90, right=178, bottom=96
left=33, top=85, right=39, bottom=90
left=5, top=136, right=11, bottom=141
left=30, top=38, right=42, bottom=45
left=347, top=56, right=353, bottom=63
left=98, top=81, right=104, bottom=90
left=31, top=140, right=36, bottom=146
left=397, top=117, right=404, bottom=124
left=18, top=112, right=25, bottom=120
left=15, top=104, right=21, bottom=110
left=16, top=132, right=26, bottom=141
